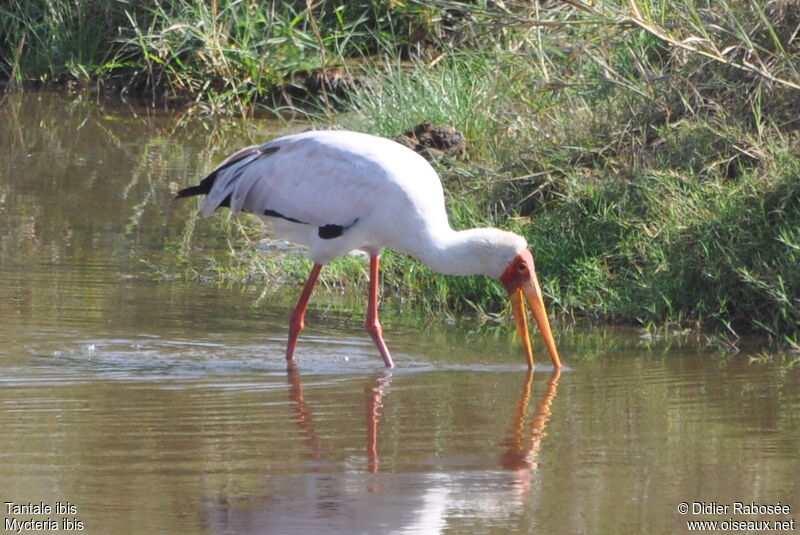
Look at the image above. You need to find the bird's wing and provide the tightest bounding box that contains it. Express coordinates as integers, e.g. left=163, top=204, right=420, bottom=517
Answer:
left=201, top=134, right=395, bottom=228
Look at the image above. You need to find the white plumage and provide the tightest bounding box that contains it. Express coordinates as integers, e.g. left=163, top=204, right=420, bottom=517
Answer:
left=177, top=130, right=562, bottom=369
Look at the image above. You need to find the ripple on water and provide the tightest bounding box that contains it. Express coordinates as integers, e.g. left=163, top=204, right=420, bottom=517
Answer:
left=2, top=329, right=458, bottom=387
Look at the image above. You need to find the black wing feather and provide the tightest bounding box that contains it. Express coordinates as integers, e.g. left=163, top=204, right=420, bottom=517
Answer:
left=175, top=145, right=279, bottom=199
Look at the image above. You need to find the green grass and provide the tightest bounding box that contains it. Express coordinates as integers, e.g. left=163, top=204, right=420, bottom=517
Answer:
left=1, top=0, right=426, bottom=111
left=0, top=0, right=125, bottom=87
left=343, top=53, right=505, bottom=153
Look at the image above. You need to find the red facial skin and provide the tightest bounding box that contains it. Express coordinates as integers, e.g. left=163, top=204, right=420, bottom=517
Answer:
left=499, top=250, right=537, bottom=295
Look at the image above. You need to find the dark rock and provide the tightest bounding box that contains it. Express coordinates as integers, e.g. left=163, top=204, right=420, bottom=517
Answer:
left=393, top=122, right=468, bottom=162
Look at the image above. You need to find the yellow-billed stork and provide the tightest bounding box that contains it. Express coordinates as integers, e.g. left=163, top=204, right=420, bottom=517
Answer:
left=176, top=130, right=562, bottom=369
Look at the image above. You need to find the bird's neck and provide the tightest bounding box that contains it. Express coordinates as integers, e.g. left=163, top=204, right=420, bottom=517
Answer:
left=411, top=227, right=526, bottom=278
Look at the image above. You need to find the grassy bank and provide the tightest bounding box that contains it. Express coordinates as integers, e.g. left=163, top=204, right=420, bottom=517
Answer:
left=338, top=1, right=800, bottom=348
left=0, top=0, right=424, bottom=111
left=3, top=1, right=799, bottom=347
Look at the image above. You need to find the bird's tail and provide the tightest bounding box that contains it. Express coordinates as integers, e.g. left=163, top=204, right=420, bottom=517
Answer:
left=175, top=182, right=210, bottom=199
left=174, top=171, right=230, bottom=213
left=174, top=143, right=278, bottom=207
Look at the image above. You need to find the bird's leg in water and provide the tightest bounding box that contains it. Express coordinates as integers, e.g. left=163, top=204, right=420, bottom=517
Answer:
left=365, top=255, right=394, bottom=368
left=286, top=263, right=323, bottom=361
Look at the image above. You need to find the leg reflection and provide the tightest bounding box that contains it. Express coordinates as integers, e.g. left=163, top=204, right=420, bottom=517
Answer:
left=286, top=364, right=392, bottom=473
left=366, top=373, right=392, bottom=474
left=287, top=363, right=321, bottom=464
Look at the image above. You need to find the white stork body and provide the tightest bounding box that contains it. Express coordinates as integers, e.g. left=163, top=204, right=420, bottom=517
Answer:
left=177, top=130, right=562, bottom=369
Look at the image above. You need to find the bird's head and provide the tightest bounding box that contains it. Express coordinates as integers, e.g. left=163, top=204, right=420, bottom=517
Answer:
left=498, top=248, right=562, bottom=370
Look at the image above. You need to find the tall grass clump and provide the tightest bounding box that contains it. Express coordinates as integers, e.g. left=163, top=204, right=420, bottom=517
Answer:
left=1, top=0, right=432, bottom=113
left=119, top=0, right=286, bottom=114
left=0, top=0, right=128, bottom=87
left=346, top=54, right=502, bottom=147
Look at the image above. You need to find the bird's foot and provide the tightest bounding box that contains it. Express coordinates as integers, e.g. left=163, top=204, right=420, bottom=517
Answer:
left=365, top=320, right=394, bottom=368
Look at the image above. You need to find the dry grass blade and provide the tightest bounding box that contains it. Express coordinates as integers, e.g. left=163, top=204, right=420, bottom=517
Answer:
left=619, top=3, right=800, bottom=91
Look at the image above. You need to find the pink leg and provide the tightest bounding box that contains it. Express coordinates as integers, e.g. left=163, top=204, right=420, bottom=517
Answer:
left=365, top=255, right=394, bottom=368
left=286, top=263, right=323, bottom=362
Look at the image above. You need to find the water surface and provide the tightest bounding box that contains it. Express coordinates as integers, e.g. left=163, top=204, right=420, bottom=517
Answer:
left=1, top=94, right=798, bottom=534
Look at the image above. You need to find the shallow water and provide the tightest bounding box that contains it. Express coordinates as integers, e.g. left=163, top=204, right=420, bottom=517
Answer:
left=1, top=94, right=799, bottom=534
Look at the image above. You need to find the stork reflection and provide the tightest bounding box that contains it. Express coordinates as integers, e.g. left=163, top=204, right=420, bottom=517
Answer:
left=286, top=365, right=560, bottom=475
left=204, top=367, right=563, bottom=534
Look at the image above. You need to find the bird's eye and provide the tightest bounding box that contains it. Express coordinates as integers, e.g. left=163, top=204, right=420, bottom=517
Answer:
left=517, top=263, right=527, bottom=273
